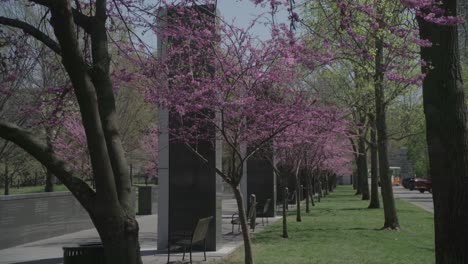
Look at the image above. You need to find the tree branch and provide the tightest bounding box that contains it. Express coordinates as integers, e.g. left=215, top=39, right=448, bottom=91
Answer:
left=0, top=17, right=61, bottom=55
left=72, top=9, right=93, bottom=33
left=0, top=121, right=96, bottom=211
left=29, top=0, right=52, bottom=7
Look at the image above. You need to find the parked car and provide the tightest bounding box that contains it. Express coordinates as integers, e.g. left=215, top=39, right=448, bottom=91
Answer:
left=411, top=178, right=432, bottom=193
left=402, top=177, right=415, bottom=189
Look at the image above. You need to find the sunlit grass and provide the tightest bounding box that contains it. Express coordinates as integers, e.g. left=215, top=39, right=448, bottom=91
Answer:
left=223, top=186, right=435, bottom=264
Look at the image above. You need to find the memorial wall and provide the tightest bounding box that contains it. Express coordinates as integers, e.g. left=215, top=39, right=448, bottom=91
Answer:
left=0, top=192, right=93, bottom=249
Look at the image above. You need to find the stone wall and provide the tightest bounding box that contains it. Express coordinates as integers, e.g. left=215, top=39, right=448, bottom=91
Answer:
left=0, top=192, right=93, bottom=249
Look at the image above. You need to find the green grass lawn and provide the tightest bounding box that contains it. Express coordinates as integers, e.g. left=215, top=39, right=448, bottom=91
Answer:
left=223, top=186, right=435, bottom=264
left=1, top=184, right=68, bottom=196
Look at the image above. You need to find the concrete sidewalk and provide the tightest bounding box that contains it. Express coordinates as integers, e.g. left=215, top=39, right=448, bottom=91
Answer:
left=0, top=199, right=281, bottom=264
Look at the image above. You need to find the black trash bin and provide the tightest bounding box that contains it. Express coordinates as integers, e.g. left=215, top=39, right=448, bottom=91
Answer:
left=63, top=242, right=105, bottom=264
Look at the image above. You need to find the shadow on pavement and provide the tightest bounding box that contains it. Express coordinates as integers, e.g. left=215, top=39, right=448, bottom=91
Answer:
left=10, top=249, right=158, bottom=264
left=12, top=258, right=62, bottom=264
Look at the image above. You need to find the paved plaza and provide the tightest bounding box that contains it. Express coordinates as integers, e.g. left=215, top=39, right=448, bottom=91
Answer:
left=0, top=198, right=281, bottom=264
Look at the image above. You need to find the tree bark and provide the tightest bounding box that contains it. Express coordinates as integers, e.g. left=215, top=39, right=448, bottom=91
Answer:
left=352, top=170, right=357, bottom=190
left=305, top=176, right=310, bottom=213
left=309, top=174, right=316, bottom=206
left=324, top=174, right=329, bottom=196
left=44, top=129, right=54, bottom=192
left=4, top=161, right=9, bottom=195
left=282, top=187, right=289, bottom=238
left=354, top=168, right=362, bottom=195
left=93, top=208, right=142, bottom=264
left=418, top=2, right=468, bottom=262
left=295, top=167, right=302, bottom=222
left=233, top=186, right=254, bottom=264
left=374, top=34, right=399, bottom=229
left=317, top=176, right=322, bottom=202
left=357, top=133, right=370, bottom=200
left=368, top=114, right=380, bottom=209
left=45, top=169, right=54, bottom=192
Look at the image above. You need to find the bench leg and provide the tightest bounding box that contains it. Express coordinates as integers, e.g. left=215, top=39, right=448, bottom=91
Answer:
left=190, top=245, right=193, bottom=264
left=167, top=245, right=170, bottom=264
left=204, top=239, right=207, bottom=261
left=182, top=246, right=186, bottom=260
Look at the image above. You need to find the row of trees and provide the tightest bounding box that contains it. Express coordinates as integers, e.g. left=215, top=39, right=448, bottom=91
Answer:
left=298, top=0, right=467, bottom=262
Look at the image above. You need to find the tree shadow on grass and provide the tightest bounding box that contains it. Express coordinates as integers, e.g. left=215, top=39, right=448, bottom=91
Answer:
left=339, top=207, right=370, bottom=211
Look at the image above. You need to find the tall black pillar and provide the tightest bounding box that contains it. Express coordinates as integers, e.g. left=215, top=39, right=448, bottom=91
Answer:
left=247, top=151, right=276, bottom=217
left=157, top=5, right=222, bottom=251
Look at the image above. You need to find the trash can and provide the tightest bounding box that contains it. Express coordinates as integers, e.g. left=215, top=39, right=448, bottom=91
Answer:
left=63, top=242, right=105, bottom=264
left=138, top=186, right=157, bottom=215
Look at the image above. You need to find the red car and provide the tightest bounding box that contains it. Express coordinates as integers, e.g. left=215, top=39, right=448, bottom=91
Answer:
left=410, top=178, right=432, bottom=193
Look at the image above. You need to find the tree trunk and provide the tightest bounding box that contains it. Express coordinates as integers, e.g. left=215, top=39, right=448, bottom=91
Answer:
left=309, top=175, right=315, bottom=206
left=233, top=186, right=254, bottom=264
left=129, top=163, right=133, bottom=185
left=324, top=174, right=329, bottom=196
left=45, top=169, right=54, bottom=192
left=4, top=161, right=9, bottom=195
left=310, top=181, right=315, bottom=207
left=317, top=177, right=322, bottom=202
left=374, top=34, right=399, bottom=230
left=282, top=187, right=288, bottom=238
left=295, top=174, right=302, bottom=222
left=418, top=3, right=468, bottom=261
left=351, top=170, right=356, bottom=189
left=358, top=133, right=370, bottom=200
left=44, top=129, right=55, bottom=192
left=368, top=115, right=380, bottom=209
left=34, top=171, right=38, bottom=186
left=354, top=168, right=362, bottom=195
left=305, top=177, right=310, bottom=213
left=94, top=211, right=142, bottom=264
left=328, top=174, right=335, bottom=192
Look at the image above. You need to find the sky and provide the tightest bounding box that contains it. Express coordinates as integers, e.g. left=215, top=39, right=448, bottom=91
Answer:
left=140, top=0, right=291, bottom=50
left=217, top=0, right=287, bottom=38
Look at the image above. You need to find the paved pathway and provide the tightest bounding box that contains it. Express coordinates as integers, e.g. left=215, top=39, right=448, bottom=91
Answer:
left=393, top=186, right=434, bottom=213
left=0, top=198, right=281, bottom=264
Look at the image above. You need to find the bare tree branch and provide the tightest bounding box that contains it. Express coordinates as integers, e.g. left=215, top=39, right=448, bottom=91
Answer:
left=0, top=17, right=61, bottom=55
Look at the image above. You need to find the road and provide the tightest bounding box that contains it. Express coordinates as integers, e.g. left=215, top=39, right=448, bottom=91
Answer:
left=393, top=185, right=434, bottom=213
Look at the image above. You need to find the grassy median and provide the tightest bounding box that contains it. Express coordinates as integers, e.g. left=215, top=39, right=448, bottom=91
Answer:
left=223, top=186, right=435, bottom=264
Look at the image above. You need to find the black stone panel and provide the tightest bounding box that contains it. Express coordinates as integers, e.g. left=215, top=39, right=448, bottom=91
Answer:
left=168, top=141, right=221, bottom=250
left=247, top=157, right=276, bottom=217
left=0, top=192, right=93, bottom=249
left=276, top=166, right=296, bottom=203
left=158, top=4, right=222, bottom=251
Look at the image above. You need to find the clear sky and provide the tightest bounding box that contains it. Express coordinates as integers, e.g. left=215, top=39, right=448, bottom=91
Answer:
left=140, top=0, right=290, bottom=50
left=217, top=0, right=280, bottom=38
